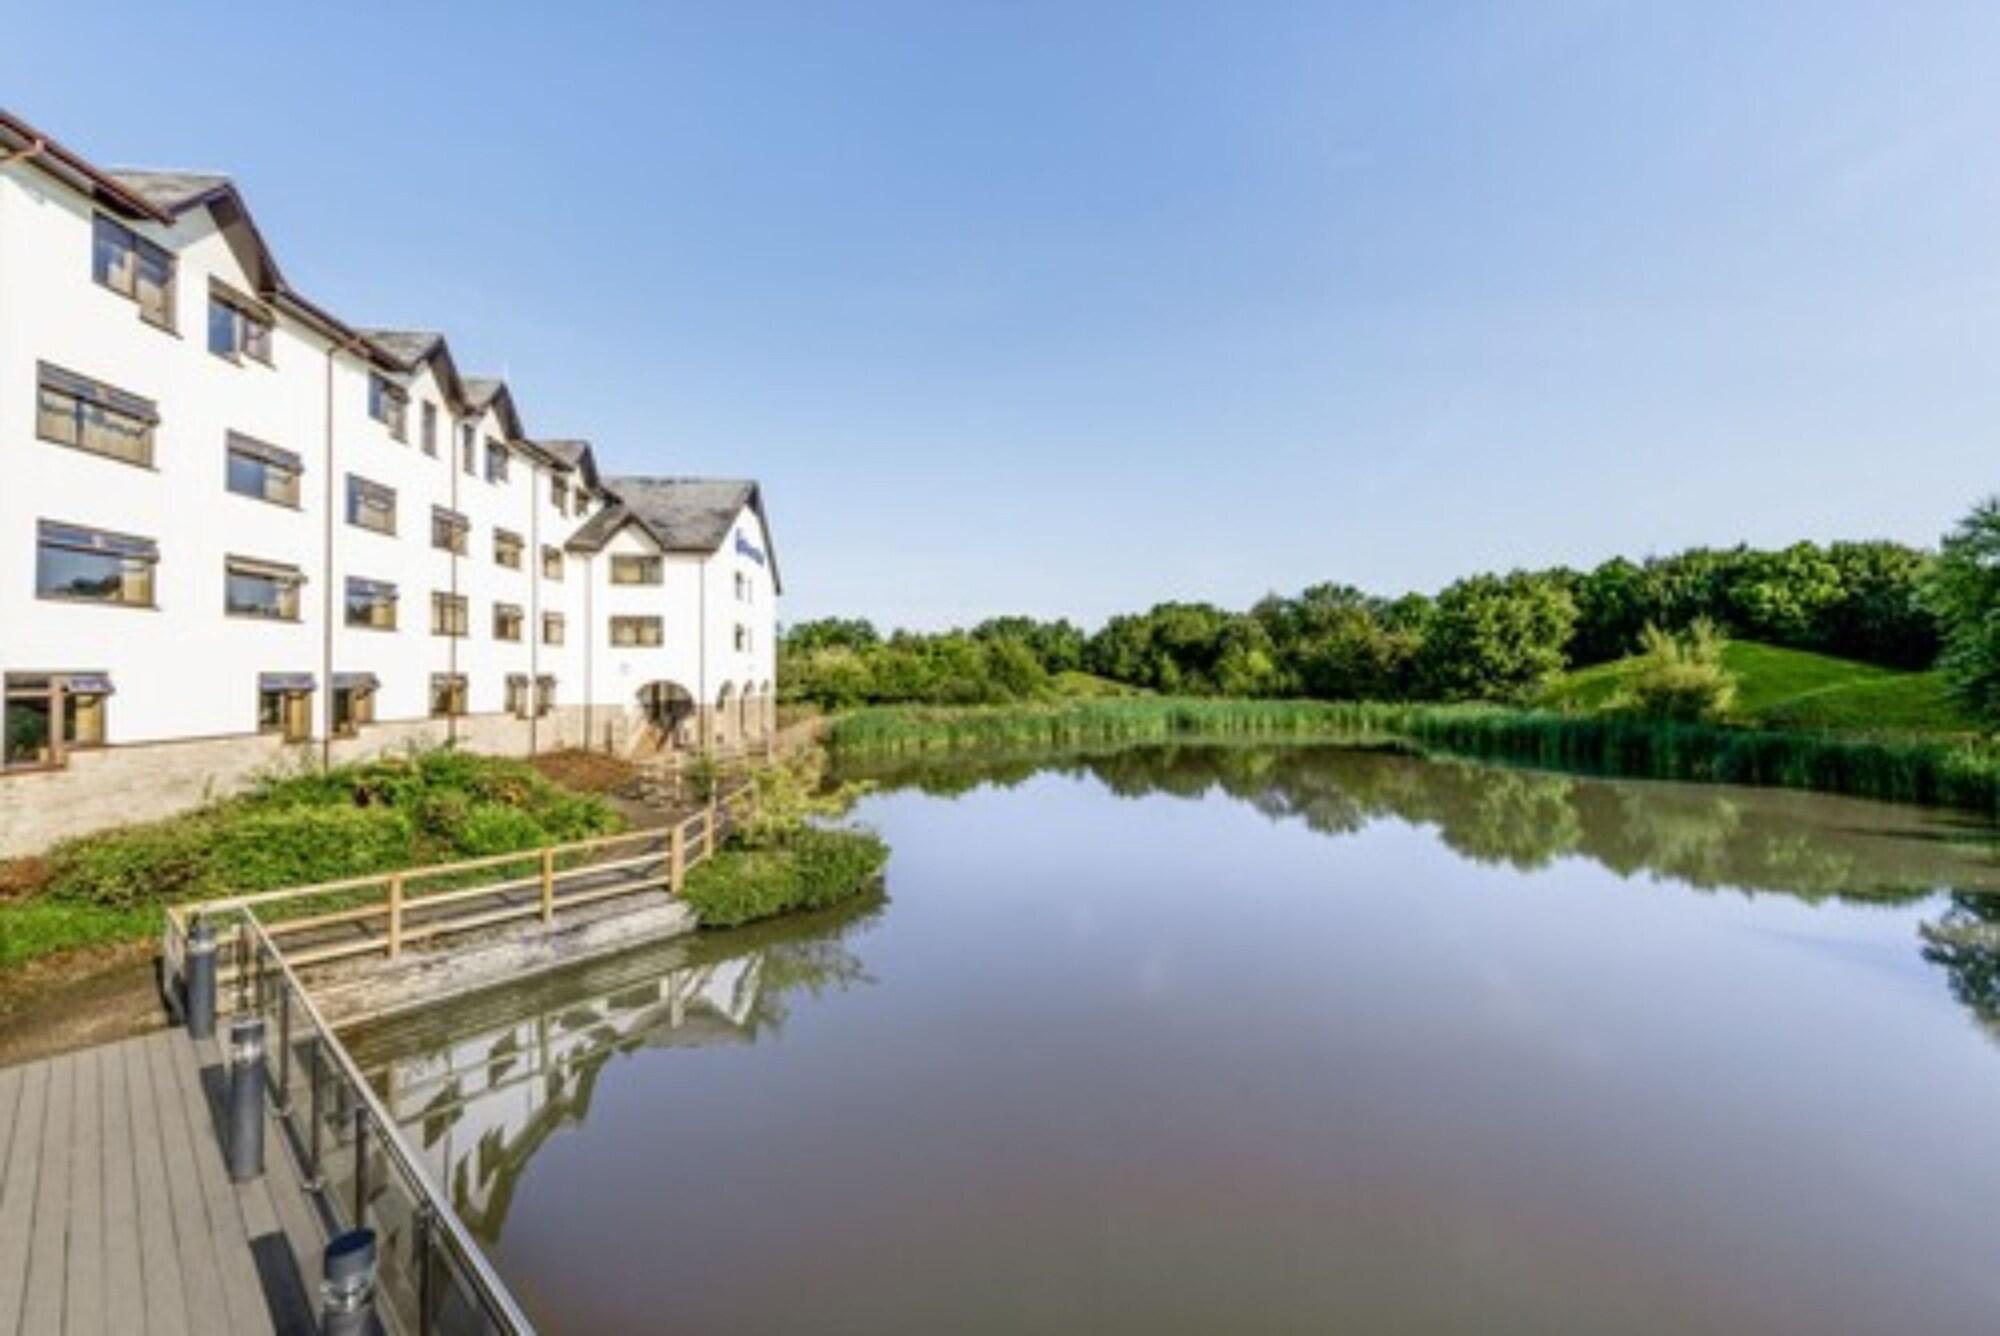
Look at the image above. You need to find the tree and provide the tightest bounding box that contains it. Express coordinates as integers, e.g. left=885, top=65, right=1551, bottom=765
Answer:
left=1418, top=572, right=1578, bottom=701
left=783, top=618, right=879, bottom=654
left=1926, top=498, right=2000, bottom=726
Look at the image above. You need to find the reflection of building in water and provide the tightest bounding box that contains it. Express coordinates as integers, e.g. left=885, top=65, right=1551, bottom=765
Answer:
left=376, top=953, right=765, bottom=1238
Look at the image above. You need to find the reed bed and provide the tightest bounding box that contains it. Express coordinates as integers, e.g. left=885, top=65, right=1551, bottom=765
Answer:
left=827, top=698, right=2000, bottom=815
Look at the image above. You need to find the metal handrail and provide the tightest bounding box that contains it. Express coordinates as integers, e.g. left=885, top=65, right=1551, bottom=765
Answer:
left=234, top=906, right=537, bottom=1334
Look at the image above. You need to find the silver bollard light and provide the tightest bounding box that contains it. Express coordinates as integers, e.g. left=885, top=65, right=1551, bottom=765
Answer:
left=185, top=918, right=217, bottom=1040
left=321, top=1228, right=383, bottom=1336
left=226, top=1016, right=265, bottom=1182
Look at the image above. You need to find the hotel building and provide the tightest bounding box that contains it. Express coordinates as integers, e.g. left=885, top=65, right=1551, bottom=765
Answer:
left=0, top=110, right=779, bottom=856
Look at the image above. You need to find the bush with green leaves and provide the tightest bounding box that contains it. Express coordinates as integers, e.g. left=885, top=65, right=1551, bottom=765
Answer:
left=1612, top=620, right=1737, bottom=722
left=38, top=746, right=620, bottom=913
left=682, top=827, right=889, bottom=928
left=1927, top=497, right=2000, bottom=729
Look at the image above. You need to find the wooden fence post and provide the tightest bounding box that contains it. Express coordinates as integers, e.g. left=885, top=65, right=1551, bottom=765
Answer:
left=386, top=874, right=405, bottom=959
left=540, top=847, right=556, bottom=924
left=670, top=823, right=685, bottom=894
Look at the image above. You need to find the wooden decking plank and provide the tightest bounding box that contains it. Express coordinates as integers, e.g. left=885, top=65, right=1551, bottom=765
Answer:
left=122, top=1038, right=188, bottom=1336
left=257, top=1145, right=326, bottom=1323
left=96, top=1043, right=144, bottom=1336
left=0, top=1061, right=48, bottom=1336
left=142, top=1035, right=229, bottom=1333
left=63, top=1049, right=105, bottom=1336
left=167, top=1036, right=272, bottom=1334
left=20, top=1052, right=73, bottom=1335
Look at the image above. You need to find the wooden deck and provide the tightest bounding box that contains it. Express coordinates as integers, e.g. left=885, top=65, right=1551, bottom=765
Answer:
left=0, top=1030, right=323, bottom=1335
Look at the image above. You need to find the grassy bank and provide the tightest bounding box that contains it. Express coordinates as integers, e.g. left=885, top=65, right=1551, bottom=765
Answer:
left=1541, top=641, right=1972, bottom=736
left=0, top=748, right=622, bottom=968
left=827, top=698, right=2000, bottom=816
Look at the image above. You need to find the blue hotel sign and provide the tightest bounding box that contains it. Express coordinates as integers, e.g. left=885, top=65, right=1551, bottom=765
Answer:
left=735, top=532, right=766, bottom=566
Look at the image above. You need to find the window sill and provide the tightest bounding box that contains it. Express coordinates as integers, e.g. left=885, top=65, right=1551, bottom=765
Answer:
left=36, top=433, right=158, bottom=472
left=36, top=594, right=159, bottom=611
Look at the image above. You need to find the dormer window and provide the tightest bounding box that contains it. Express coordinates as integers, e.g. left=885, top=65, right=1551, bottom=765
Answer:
left=92, top=215, right=176, bottom=331
left=368, top=374, right=408, bottom=442
left=484, top=439, right=509, bottom=484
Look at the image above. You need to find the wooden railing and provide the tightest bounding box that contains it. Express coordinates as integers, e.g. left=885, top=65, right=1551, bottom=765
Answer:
left=164, top=779, right=760, bottom=990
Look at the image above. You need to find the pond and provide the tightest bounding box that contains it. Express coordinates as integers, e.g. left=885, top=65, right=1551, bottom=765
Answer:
left=346, top=744, right=2000, bottom=1334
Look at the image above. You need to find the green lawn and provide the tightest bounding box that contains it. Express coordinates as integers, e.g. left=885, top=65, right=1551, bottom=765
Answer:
left=1541, top=641, right=1973, bottom=736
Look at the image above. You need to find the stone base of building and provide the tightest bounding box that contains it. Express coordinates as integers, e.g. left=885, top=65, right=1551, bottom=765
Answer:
left=0, top=702, right=748, bottom=859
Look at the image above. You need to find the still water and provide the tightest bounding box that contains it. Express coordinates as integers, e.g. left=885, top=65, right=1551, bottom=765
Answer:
left=347, top=745, right=2000, bottom=1334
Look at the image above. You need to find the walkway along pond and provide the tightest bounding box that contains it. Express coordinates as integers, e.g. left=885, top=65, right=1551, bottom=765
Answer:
left=348, top=742, right=2000, bottom=1335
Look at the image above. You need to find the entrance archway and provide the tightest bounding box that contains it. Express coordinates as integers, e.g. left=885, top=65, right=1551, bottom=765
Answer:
left=637, top=681, right=696, bottom=749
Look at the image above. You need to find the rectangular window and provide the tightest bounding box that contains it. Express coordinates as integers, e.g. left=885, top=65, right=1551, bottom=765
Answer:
left=368, top=374, right=408, bottom=441
left=429, top=674, right=468, bottom=718
left=344, top=577, right=397, bottom=630
left=4, top=673, right=111, bottom=770
left=346, top=475, right=396, bottom=535
left=493, top=602, right=524, bottom=642
left=460, top=423, right=476, bottom=476
left=225, top=556, right=304, bottom=621
left=505, top=674, right=531, bottom=718
left=332, top=675, right=377, bottom=737
left=36, top=363, right=157, bottom=467
left=421, top=401, right=438, bottom=456
left=430, top=592, right=469, bottom=638
left=610, top=554, right=663, bottom=585
left=494, top=529, right=524, bottom=570
left=225, top=433, right=302, bottom=507
left=484, top=440, right=509, bottom=484
left=541, top=545, right=563, bottom=580
left=256, top=673, right=314, bottom=743
left=92, top=215, right=175, bottom=330
left=207, top=283, right=272, bottom=363
left=535, top=675, right=556, bottom=718
left=734, top=624, right=749, bottom=653
left=610, top=616, right=663, bottom=648
left=551, top=478, right=568, bottom=512
left=36, top=521, right=157, bottom=608
left=542, top=612, right=566, bottom=646
left=431, top=507, right=469, bottom=555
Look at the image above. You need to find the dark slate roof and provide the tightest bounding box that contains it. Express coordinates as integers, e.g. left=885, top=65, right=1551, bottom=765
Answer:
left=532, top=439, right=600, bottom=488
left=568, top=477, right=780, bottom=592
left=362, top=329, right=446, bottom=368
left=462, top=377, right=503, bottom=408
left=106, top=169, right=232, bottom=213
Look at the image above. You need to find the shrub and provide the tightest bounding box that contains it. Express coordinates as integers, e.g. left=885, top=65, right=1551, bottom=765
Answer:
left=1615, top=620, right=1737, bottom=722
left=199, top=807, right=418, bottom=895
left=682, top=827, right=888, bottom=928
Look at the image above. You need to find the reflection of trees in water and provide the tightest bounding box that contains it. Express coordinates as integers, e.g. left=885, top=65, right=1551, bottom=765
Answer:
left=851, top=741, right=2000, bottom=1045
left=1922, top=894, right=2000, bottom=1041
left=849, top=743, right=2000, bottom=905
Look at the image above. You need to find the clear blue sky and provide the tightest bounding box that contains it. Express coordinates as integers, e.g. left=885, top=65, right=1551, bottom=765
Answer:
left=7, top=2, right=1998, bottom=629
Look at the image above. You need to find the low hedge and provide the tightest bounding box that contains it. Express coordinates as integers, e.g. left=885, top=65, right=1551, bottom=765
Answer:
left=36, top=747, right=621, bottom=913
left=682, top=827, right=889, bottom=928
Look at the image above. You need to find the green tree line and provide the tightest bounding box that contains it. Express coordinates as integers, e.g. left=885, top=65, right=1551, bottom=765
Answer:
left=783, top=507, right=2000, bottom=725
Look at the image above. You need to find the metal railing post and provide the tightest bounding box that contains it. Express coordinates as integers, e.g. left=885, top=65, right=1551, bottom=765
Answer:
left=307, top=1038, right=324, bottom=1188
left=276, top=984, right=291, bottom=1112
left=540, top=848, right=555, bottom=924
left=353, top=1105, right=369, bottom=1225
left=670, top=824, right=684, bottom=894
